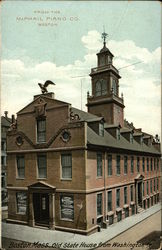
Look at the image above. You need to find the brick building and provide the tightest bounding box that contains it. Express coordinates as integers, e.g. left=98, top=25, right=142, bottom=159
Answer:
left=7, top=36, right=161, bottom=235
left=1, top=111, right=12, bottom=206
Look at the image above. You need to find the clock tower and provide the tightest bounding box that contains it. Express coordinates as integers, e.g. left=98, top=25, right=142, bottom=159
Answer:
left=87, top=31, right=125, bottom=127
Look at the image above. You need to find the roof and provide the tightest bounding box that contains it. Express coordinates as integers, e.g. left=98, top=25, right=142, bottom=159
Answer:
left=133, top=132, right=143, bottom=137
left=120, top=127, right=133, bottom=133
left=105, top=124, right=121, bottom=129
left=98, top=45, right=114, bottom=57
left=87, top=126, right=160, bottom=155
left=143, top=135, right=151, bottom=139
left=71, top=107, right=103, bottom=122
left=1, top=116, right=12, bottom=127
left=17, top=94, right=70, bottom=114
left=70, top=107, right=160, bottom=155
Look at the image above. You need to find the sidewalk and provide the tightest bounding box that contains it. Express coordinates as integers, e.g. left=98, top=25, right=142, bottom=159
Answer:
left=2, top=204, right=161, bottom=250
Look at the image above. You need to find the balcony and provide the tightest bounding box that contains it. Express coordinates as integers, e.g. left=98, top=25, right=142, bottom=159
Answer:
left=91, top=64, right=119, bottom=76
left=87, top=92, right=124, bottom=106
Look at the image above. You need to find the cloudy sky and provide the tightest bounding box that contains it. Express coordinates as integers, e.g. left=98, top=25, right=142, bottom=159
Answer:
left=1, top=1, right=161, bottom=137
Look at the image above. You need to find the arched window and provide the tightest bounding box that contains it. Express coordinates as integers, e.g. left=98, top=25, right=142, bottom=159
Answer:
left=95, top=79, right=107, bottom=96
left=112, top=78, right=118, bottom=95
left=95, top=80, right=102, bottom=96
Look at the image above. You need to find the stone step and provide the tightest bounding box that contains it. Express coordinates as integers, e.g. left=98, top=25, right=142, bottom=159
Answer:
left=137, top=206, right=145, bottom=213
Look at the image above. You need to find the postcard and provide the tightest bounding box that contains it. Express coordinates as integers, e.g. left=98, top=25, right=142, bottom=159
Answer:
left=1, top=1, right=161, bottom=250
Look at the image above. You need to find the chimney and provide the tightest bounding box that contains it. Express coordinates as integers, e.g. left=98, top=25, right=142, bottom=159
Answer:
left=4, top=111, right=8, bottom=118
left=12, top=115, right=15, bottom=124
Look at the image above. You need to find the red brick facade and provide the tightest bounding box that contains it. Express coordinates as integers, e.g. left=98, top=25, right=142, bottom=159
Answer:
left=7, top=42, right=161, bottom=235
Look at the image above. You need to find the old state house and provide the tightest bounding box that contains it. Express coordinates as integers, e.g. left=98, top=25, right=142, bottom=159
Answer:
left=7, top=35, right=161, bottom=235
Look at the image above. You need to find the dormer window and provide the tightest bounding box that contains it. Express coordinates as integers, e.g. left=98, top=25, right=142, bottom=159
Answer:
left=117, top=128, right=120, bottom=140
left=130, top=133, right=133, bottom=143
left=140, top=136, right=143, bottom=144
left=95, top=79, right=107, bottom=97
left=105, top=124, right=121, bottom=139
left=133, top=133, right=143, bottom=145
left=37, top=119, right=46, bottom=143
left=99, top=123, right=104, bottom=137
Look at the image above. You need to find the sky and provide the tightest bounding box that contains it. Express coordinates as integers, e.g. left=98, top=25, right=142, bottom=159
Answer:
left=1, top=0, right=161, bottom=137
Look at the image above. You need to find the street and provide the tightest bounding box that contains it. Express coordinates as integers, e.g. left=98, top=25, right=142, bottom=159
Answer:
left=2, top=210, right=161, bottom=250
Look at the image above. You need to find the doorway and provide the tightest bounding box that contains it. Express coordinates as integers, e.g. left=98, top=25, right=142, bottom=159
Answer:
left=33, top=193, right=49, bottom=226
left=137, top=182, right=142, bottom=207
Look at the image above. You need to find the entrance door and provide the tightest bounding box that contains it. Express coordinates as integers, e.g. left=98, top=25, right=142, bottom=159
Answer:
left=137, top=182, right=142, bottom=206
left=33, top=193, right=49, bottom=225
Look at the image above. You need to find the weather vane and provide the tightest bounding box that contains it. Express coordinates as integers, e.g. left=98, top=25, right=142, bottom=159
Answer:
left=101, top=26, right=108, bottom=47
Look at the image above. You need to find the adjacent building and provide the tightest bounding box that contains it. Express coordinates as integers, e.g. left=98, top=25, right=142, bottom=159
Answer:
left=1, top=112, right=12, bottom=206
left=7, top=36, right=161, bottom=235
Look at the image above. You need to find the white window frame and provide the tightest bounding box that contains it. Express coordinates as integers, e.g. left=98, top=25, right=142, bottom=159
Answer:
left=61, top=153, right=72, bottom=180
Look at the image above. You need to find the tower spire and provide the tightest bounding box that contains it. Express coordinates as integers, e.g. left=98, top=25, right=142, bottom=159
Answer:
left=101, top=26, right=108, bottom=48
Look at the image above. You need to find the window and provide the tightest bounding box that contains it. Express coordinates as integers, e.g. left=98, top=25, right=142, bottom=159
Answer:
left=97, top=154, right=102, bottom=177
left=150, top=180, right=152, bottom=193
left=116, top=189, right=120, bottom=208
left=117, top=128, right=120, bottom=140
left=1, top=141, right=5, bottom=151
left=60, top=195, right=74, bottom=220
left=157, top=159, right=159, bottom=171
left=61, top=154, right=72, bottom=179
left=137, top=157, right=140, bottom=172
left=107, top=55, right=112, bottom=64
left=97, top=193, right=102, bottom=216
left=157, top=178, right=159, bottom=191
left=132, top=205, right=135, bottom=215
left=16, top=192, right=27, bottom=215
left=108, top=155, right=112, bottom=176
left=95, top=79, right=107, bottom=97
left=117, top=211, right=122, bottom=221
left=147, top=158, right=149, bottom=172
left=131, top=156, right=134, bottom=174
left=108, top=215, right=114, bottom=225
left=150, top=158, right=153, bottom=171
left=107, top=191, right=112, bottom=211
left=142, top=157, right=145, bottom=172
left=42, top=197, right=46, bottom=210
left=96, top=81, right=101, bottom=96
left=37, top=119, right=46, bottom=143
left=125, top=207, right=129, bottom=218
left=124, top=187, right=127, bottom=204
left=112, top=78, right=117, bottom=95
left=147, top=181, right=149, bottom=195
left=1, top=156, right=5, bottom=166
left=130, top=133, right=133, bottom=143
left=101, top=80, right=107, bottom=95
left=140, top=136, right=143, bottom=144
left=124, top=156, right=128, bottom=174
left=130, top=185, right=133, bottom=202
left=154, top=158, right=156, bottom=171
left=17, top=156, right=25, bottom=178
left=37, top=155, right=47, bottom=178
left=143, top=182, right=145, bottom=196
left=99, top=123, right=104, bottom=137
left=2, top=174, right=5, bottom=188
left=116, top=155, right=120, bottom=175
left=154, top=179, right=156, bottom=192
